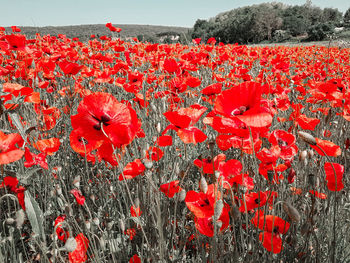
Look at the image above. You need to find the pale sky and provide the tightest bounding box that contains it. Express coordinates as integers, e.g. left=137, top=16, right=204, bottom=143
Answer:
left=1, top=0, right=348, bottom=28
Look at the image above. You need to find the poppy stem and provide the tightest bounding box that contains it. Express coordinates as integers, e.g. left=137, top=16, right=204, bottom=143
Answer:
left=314, top=144, right=337, bottom=263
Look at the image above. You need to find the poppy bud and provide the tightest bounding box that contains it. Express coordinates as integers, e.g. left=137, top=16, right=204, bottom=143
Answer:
left=119, top=219, right=125, bottom=232
left=64, top=237, right=77, bottom=252
left=214, top=199, right=224, bottom=220
left=93, top=218, right=100, bottom=226
left=85, top=220, right=91, bottom=230
left=156, top=122, right=161, bottom=133
left=15, top=209, right=25, bottom=229
left=299, top=150, right=308, bottom=162
left=199, top=177, right=208, bottom=194
left=283, top=202, right=300, bottom=223
left=178, top=189, right=186, bottom=202
left=72, top=176, right=80, bottom=188
left=5, top=218, right=15, bottom=225
left=143, top=159, right=153, bottom=169
left=231, top=205, right=241, bottom=221
left=307, top=149, right=314, bottom=159
left=298, top=131, right=316, bottom=146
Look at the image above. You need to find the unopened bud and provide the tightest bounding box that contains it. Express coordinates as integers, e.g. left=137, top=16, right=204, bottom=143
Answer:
left=299, top=150, right=308, bottom=162
left=15, top=209, right=25, bottom=229
left=283, top=202, right=301, bottom=223
left=85, top=220, right=91, bottom=230
left=298, top=131, right=317, bottom=146
left=200, top=177, right=208, bottom=194
left=156, top=122, right=161, bottom=133
left=178, top=189, right=186, bottom=202
left=214, top=200, right=224, bottom=220
left=143, top=159, right=153, bottom=169
left=5, top=218, right=15, bottom=225
left=64, top=237, right=77, bottom=252
left=92, top=218, right=100, bottom=226
left=72, top=176, right=80, bottom=188
left=119, top=219, right=125, bottom=232
left=308, top=149, right=314, bottom=159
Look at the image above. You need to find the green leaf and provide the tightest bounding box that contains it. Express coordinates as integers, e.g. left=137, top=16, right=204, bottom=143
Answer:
left=24, top=191, right=45, bottom=241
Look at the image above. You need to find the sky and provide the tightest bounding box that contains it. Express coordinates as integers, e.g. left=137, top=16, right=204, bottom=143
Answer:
left=1, top=0, right=348, bottom=28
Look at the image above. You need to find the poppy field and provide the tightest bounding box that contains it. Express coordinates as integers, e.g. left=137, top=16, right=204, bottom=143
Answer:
left=0, top=25, right=350, bottom=262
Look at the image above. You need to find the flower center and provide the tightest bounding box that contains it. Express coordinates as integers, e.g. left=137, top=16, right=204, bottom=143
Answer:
left=231, top=106, right=248, bottom=116
left=92, top=114, right=111, bottom=130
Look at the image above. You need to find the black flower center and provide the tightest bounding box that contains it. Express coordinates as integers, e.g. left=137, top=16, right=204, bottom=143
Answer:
left=92, top=114, right=111, bottom=130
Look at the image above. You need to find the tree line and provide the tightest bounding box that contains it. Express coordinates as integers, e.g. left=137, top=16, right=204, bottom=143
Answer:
left=190, top=2, right=350, bottom=44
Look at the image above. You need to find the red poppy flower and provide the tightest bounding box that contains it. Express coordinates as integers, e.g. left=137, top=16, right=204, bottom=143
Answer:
left=269, top=130, right=298, bottom=161
left=310, top=138, right=341, bottom=157
left=129, top=254, right=141, bottom=263
left=324, top=162, right=344, bottom=191
left=119, top=159, right=145, bottom=181
left=0, top=131, right=24, bottom=165
left=145, top=146, right=164, bottom=161
left=309, top=190, right=327, bottom=199
left=71, top=92, right=141, bottom=148
left=194, top=202, right=230, bottom=237
left=201, top=83, right=222, bottom=96
left=157, top=135, right=173, bottom=147
left=130, top=205, right=142, bottom=217
left=251, top=210, right=290, bottom=234
left=33, top=137, right=60, bottom=155
left=24, top=147, right=48, bottom=170
left=177, top=127, right=207, bottom=144
left=163, top=58, right=180, bottom=74
left=259, top=231, right=282, bottom=254
left=70, top=189, right=85, bottom=206
left=214, top=82, right=272, bottom=127
left=193, top=153, right=226, bottom=174
left=68, top=233, right=89, bottom=263
left=59, top=59, right=83, bottom=75
left=69, top=128, right=104, bottom=154
left=54, top=215, right=69, bottom=242
left=238, top=191, right=267, bottom=213
left=2, top=176, right=19, bottom=192
left=1, top=34, right=27, bottom=51
left=159, top=180, right=182, bottom=198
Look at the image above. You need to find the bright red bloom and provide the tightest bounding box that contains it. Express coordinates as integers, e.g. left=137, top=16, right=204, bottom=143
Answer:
left=71, top=92, right=141, bottom=148
left=129, top=254, right=141, bottom=263
left=193, top=153, right=226, bottom=174
left=0, top=34, right=27, bottom=51
left=269, top=130, right=298, bottom=161
left=163, top=58, right=180, bottom=74
left=0, top=131, right=24, bottom=165
left=2, top=176, right=19, bottom=192
left=214, top=82, right=272, bottom=127
left=238, top=191, right=267, bottom=213
left=145, top=146, right=164, bottom=161
left=33, top=138, right=60, bottom=155
left=324, top=162, right=344, bottom=191
left=68, top=233, right=89, bottom=263
left=70, top=189, right=85, bottom=206
left=157, top=135, right=173, bottom=147
left=59, top=59, right=83, bottom=75
left=130, top=205, right=142, bottom=217
left=251, top=210, right=290, bottom=234
left=54, top=215, right=69, bottom=242
left=310, top=138, right=341, bottom=157
left=259, top=231, right=282, bottom=254
left=194, top=202, right=230, bottom=237
left=159, top=180, right=182, bottom=198
left=24, top=147, right=48, bottom=170
left=119, top=159, right=145, bottom=181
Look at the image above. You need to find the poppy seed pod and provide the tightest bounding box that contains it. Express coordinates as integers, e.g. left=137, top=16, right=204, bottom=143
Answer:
left=298, top=131, right=317, bottom=146
left=15, top=209, right=25, bottom=229
left=282, top=202, right=301, bottom=223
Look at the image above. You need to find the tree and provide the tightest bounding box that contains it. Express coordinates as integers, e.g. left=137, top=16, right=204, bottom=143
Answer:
left=343, top=7, right=350, bottom=27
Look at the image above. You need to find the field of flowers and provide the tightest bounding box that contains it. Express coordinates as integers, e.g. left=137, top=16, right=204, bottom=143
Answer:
left=0, top=24, right=349, bottom=262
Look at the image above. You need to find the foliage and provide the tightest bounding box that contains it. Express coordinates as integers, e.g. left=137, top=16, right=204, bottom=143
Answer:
left=306, top=22, right=334, bottom=41
left=190, top=2, right=344, bottom=44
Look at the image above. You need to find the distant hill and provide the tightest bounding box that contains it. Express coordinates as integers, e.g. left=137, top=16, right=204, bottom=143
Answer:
left=4, top=24, right=190, bottom=42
